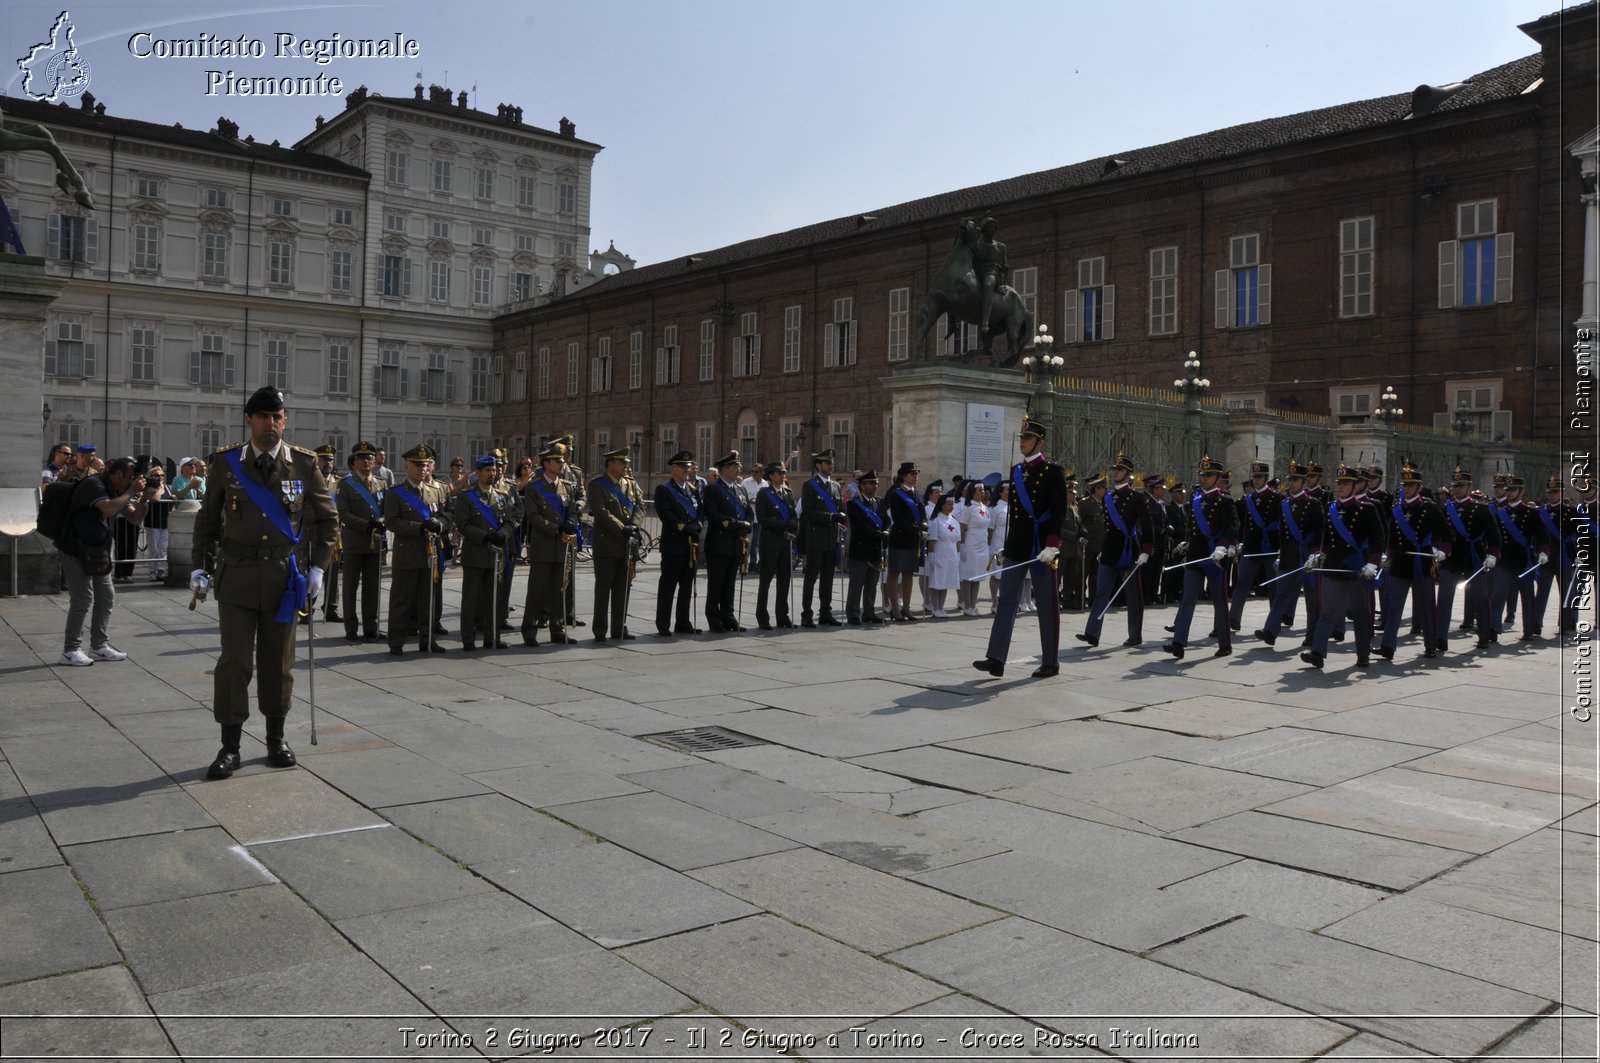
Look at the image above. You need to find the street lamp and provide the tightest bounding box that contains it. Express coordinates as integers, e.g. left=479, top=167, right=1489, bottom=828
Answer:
left=1174, top=351, right=1211, bottom=472
left=1020, top=324, right=1061, bottom=385
left=1373, top=385, right=1404, bottom=482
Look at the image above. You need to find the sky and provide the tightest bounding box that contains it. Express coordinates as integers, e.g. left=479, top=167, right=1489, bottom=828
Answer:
left=3, top=0, right=1574, bottom=267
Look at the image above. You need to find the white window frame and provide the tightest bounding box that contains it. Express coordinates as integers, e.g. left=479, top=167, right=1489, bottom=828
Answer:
left=386, top=149, right=409, bottom=186
left=329, top=247, right=353, bottom=293
left=134, top=175, right=162, bottom=200
left=517, top=173, right=537, bottom=208
left=1330, top=386, right=1376, bottom=424
left=699, top=319, right=716, bottom=382
left=475, top=165, right=495, bottom=201
left=471, top=263, right=493, bottom=307
left=327, top=337, right=351, bottom=395
left=567, top=342, right=581, bottom=397
left=1339, top=217, right=1375, bottom=319
left=781, top=419, right=802, bottom=462
left=1063, top=256, right=1115, bottom=343
left=734, top=311, right=762, bottom=377
left=1011, top=266, right=1038, bottom=320
left=782, top=305, right=802, bottom=373
left=269, top=196, right=294, bottom=218
left=824, top=297, right=857, bottom=367
left=422, top=348, right=450, bottom=402
left=264, top=333, right=291, bottom=391
left=191, top=328, right=232, bottom=388
left=592, top=336, right=613, bottom=393
left=130, top=219, right=161, bottom=273
left=376, top=342, right=404, bottom=400
left=1215, top=233, right=1272, bottom=328
left=431, top=157, right=453, bottom=195
left=428, top=259, right=450, bottom=303
left=887, top=288, right=910, bottom=362
left=558, top=181, right=576, bottom=215
left=201, top=230, right=228, bottom=279
left=331, top=206, right=354, bottom=227
left=830, top=415, right=854, bottom=471
left=697, top=423, right=715, bottom=465
left=128, top=323, right=157, bottom=383
left=267, top=238, right=293, bottom=287
left=470, top=352, right=490, bottom=404
left=381, top=255, right=412, bottom=298
left=538, top=346, right=551, bottom=399
left=629, top=331, right=643, bottom=390
left=1439, top=199, right=1513, bottom=309
left=1149, top=246, right=1178, bottom=336
left=657, top=324, right=681, bottom=385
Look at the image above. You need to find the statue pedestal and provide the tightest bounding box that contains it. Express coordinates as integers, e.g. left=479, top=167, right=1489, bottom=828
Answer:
left=0, top=255, right=66, bottom=596
left=884, top=363, right=1036, bottom=481
left=165, top=501, right=203, bottom=587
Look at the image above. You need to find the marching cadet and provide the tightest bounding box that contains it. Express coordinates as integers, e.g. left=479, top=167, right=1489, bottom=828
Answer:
left=704, top=451, right=754, bottom=633
left=883, top=462, right=926, bottom=622
left=1160, top=481, right=1187, bottom=603
left=1228, top=459, right=1281, bottom=633
left=1141, top=475, right=1173, bottom=605
left=1490, top=473, right=1549, bottom=641
left=384, top=444, right=453, bottom=655
left=1163, top=455, right=1240, bottom=660
left=1256, top=460, right=1325, bottom=647
left=1305, top=461, right=1330, bottom=503
left=1534, top=475, right=1579, bottom=637
left=455, top=455, right=513, bottom=651
left=1379, top=458, right=1453, bottom=660
left=522, top=443, right=580, bottom=647
left=1079, top=472, right=1108, bottom=607
left=800, top=448, right=847, bottom=627
left=588, top=446, right=641, bottom=641
left=1438, top=465, right=1503, bottom=650
left=314, top=443, right=343, bottom=626
left=557, top=434, right=588, bottom=629
left=755, top=461, right=799, bottom=629
left=972, top=415, right=1067, bottom=679
left=654, top=451, right=703, bottom=636
left=336, top=441, right=386, bottom=642
left=491, top=452, right=523, bottom=634
left=845, top=470, right=890, bottom=624
left=191, top=386, right=336, bottom=779
left=1077, top=453, right=1154, bottom=648
left=1057, top=474, right=1085, bottom=610
left=1300, top=463, right=1385, bottom=669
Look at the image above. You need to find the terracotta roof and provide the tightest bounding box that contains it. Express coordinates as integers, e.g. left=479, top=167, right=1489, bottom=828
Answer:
left=558, top=52, right=1544, bottom=302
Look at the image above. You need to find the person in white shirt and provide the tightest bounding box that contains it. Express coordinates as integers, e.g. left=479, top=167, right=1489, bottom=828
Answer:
left=958, top=482, right=993, bottom=615
left=925, top=494, right=961, bottom=617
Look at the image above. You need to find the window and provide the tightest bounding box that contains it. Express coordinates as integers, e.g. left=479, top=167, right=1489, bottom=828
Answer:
left=267, top=238, right=293, bottom=287
left=1438, top=378, right=1509, bottom=438
left=699, top=319, right=716, bottom=382
left=537, top=347, right=550, bottom=399
left=475, top=165, right=494, bottom=201
left=130, top=220, right=160, bottom=273
left=782, top=419, right=802, bottom=462
left=1440, top=200, right=1513, bottom=308
left=1011, top=267, right=1038, bottom=319
left=384, top=211, right=406, bottom=234
left=45, top=319, right=94, bottom=378
left=558, top=181, right=576, bottom=215
left=381, top=255, right=411, bottom=297
left=57, top=421, right=81, bottom=449
left=512, top=272, right=533, bottom=301
left=264, top=334, right=290, bottom=390
left=429, top=259, right=450, bottom=303
left=1064, top=257, right=1115, bottom=342
left=430, top=218, right=451, bottom=241
left=1149, top=246, right=1178, bottom=335
left=824, top=297, right=856, bottom=367
left=331, top=207, right=354, bottom=227
left=515, top=232, right=535, bottom=253
left=885, top=288, right=911, bottom=362
left=517, top=173, right=537, bottom=208
left=592, top=429, right=610, bottom=474
left=329, top=247, right=352, bottom=293
left=938, top=316, right=980, bottom=357
left=376, top=343, right=404, bottom=399
left=198, top=426, right=223, bottom=455
left=1339, top=218, right=1374, bottom=318
left=1223, top=394, right=1263, bottom=411
left=697, top=424, right=715, bottom=465
left=628, top=427, right=646, bottom=470
left=472, top=226, right=492, bottom=247
left=783, top=305, right=801, bottom=373
left=493, top=355, right=506, bottom=403
left=1331, top=387, right=1375, bottom=425
left=432, top=157, right=453, bottom=194
left=201, top=231, right=228, bottom=279
left=46, top=214, right=97, bottom=264
left=740, top=420, right=758, bottom=471
left=269, top=196, right=293, bottom=218
left=190, top=329, right=232, bottom=387
left=423, top=348, right=450, bottom=402
left=658, top=424, right=677, bottom=467
left=471, top=264, right=493, bottom=306
left=556, top=238, right=575, bottom=260
left=134, top=175, right=162, bottom=199
left=734, top=311, right=761, bottom=376
left=328, top=338, right=351, bottom=395
left=128, top=425, right=152, bottom=457
left=470, top=352, right=490, bottom=403
left=203, top=187, right=230, bottom=210
left=831, top=417, right=853, bottom=471
left=629, top=331, right=643, bottom=390
left=1216, top=234, right=1271, bottom=328
left=592, top=336, right=612, bottom=392
left=128, top=323, right=156, bottom=382
left=657, top=324, right=680, bottom=385
left=567, top=342, right=580, bottom=396
left=386, top=149, right=408, bottom=186
left=327, top=429, right=348, bottom=459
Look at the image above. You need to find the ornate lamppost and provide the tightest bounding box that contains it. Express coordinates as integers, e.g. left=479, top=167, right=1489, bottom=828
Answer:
left=1174, top=351, right=1210, bottom=473
left=1020, top=324, right=1061, bottom=386
left=1372, top=384, right=1404, bottom=482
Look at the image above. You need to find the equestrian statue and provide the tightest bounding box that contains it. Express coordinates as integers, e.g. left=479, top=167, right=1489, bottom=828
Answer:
left=0, top=107, right=94, bottom=253
left=915, top=214, right=1033, bottom=368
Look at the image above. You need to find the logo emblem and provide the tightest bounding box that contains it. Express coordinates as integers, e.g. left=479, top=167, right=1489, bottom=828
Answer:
left=17, top=11, right=92, bottom=103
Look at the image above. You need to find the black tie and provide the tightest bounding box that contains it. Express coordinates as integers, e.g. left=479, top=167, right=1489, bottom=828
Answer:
left=256, top=452, right=274, bottom=480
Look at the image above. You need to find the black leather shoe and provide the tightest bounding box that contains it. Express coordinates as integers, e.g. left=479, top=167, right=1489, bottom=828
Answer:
left=345, top=630, right=361, bottom=642
left=777, top=620, right=794, bottom=628
left=594, top=635, right=608, bottom=643
left=1031, top=664, right=1060, bottom=679
left=675, top=625, right=703, bottom=635
left=802, top=619, right=817, bottom=629
left=325, top=612, right=344, bottom=624
left=708, top=623, right=727, bottom=633
left=864, top=617, right=886, bottom=625
left=758, top=621, right=774, bottom=630
left=493, top=640, right=509, bottom=650
left=1355, top=656, right=1372, bottom=668
left=1331, top=631, right=1346, bottom=642
left=1301, top=650, right=1324, bottom=669
left=462, top=642, right=477, bottom=653
left=1254, top=629, right=1276, bottom=646
left=1476, top=636, right=1491, bottom=649
left=847, top=618, right=863, bottom=626
left=426, top=644, right=449, bottom=653
left=266, top=739, right=296, bottom=768
left=622, top=632, right=638, bottom=640
left=1122, top=637, right=1141, bottom=648
left=972, top=657, right=1005, bottom=677
left=365, top=630, right=387, bottom=642
left=1075, top=634, right=1098, bottom=647
left=498, top=622, right=515, bottom=632
left=1376, top=646, right=1394, bottom=660
left=432, top=624, right=448, bottom=636
left=1164, top=624, right=1176, bottom=633
left=1422, top=648, right=1439, bottom=659
left=820, top=616, right=843, bottom=627
left=1214, top=645, right=1232, bottom=658
left=571, top=619, right=586, bottom=627
left=206, top=748, right=241, bottom=779
left=522, top=635, right=540, bottom=647
left=389, top=646, right=405, bottom=656
left=657, top=628, right=673, bottom=637
left=1162, top=641, right=1184, bottom=659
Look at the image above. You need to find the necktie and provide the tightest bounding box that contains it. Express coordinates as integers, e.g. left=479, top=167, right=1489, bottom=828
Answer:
left=256, top=452, right=275, bottom=481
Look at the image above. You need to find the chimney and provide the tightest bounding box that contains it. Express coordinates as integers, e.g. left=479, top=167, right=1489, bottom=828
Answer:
left=414, top=83, right=424, bottom=100
left=215, top=116, right=239, bottom=139
left=457, top=90, right=468, bottom=108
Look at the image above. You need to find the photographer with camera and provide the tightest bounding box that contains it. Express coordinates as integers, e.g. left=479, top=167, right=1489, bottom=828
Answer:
left=57, top=457, right=158, bottom=666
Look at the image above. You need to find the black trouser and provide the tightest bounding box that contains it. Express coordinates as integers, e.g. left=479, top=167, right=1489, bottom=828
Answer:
left=459, top=565, right=495, bottom=645
left=388, top=567, right=443, bottom=651
left=846, top=560, right=882, bottom=620
left=706, top=552, right=740, bottom=629
left=113, top=516, right=139, bottom=578
left=1083, top=562, right=1143, bottom=643
left=592, top=556, right=628, bottom=638
left=757, top=542, right=792, bottom=624
left=523, top=559, right=566, bottom=638
left=1059, top=556, right=1086, bottom=609
left=1171, top=562, right=1231, bottom=651
left=342, top=552, right=381, bottom=636
left=324, top=559, right=340, bottom=619
left=656, top=551, right=696, bottom=632
left=1381, top=573, right=1439, bottom=653
left=802, top=538, right=839, bottom=620
left=496, top=543, right=516, bottom=627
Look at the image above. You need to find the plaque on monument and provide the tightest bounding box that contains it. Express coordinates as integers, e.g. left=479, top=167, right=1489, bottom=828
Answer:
left=966, top=403, right=1006, bottom=478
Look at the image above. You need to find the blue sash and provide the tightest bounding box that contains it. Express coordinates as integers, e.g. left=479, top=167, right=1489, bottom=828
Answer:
left=891, top=487, right=920, bottom=528
left=1495, top=505, right=1531, bottom=552
left=718, top=481, right=751, bottom=520
left=807, top=477, right=840, bottom=515
left=852, top=496, right=886, bottom=529
left=1444, top=500, right=1483, bottom=568
left=1103, top=488, right=1139, bottom=569
left=1538, top=507, right=1569, bottom=568
left=391, top=483, right=434, bottom=522
left=534, top=480, right=567, bottom=522
left=1281, top=497, right=1312, bottom=548
left=467, top=488, right=502, bottom=531
left=224, top=447, right=305, bottom=623
left=1011, top=463, right=1054, bottom=555
left=599, top=476, right=636, bottom=514
left=763, top=486, right=793, bottom=523
left=668, top=481, right=699, bottom=521
left=1391, top=501, right=1431, bottom=578
left=347, top=476, right=383, bottom=519
left=1328, top=502, right=1368, bottom=576
left=1191, top=491, right=1217, bottom=545
left=1245, top=492, right=1277, bottom=549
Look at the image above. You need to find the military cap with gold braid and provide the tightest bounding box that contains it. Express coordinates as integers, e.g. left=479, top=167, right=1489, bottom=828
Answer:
left=539, top=442, right=567, bottom=461
left=1249, top=459, right=1269, bottom=476
left=1197, top=454, right=1224, bottom=475
left=1286, top=459, right=1311, bottom=478
left=1547, top=474, right=1564, bottom=492
left=668, top=450, right=694, bottom=467
left=1113, top=451, right=1135, bottom=472
left=1335, top=463, right=1362, bottom=482
left=351, top=440, right=378, bottom=458
left=401, top=443, right=435, bottom=464
left=602, top=447, right=629, bottom=462
left=314, top=442, right=336, bottom=458
left=1020, top=414, right=1047, bottom=440
left=1450, top=464, right=1474, bottom=485
left=1400, top=458, right=1423, bottom=485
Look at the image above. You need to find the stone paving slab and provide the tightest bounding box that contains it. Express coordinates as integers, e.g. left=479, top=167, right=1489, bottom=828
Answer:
left=887, top=916, right=1352, bottom=1060
left=943, top=718, right=1210, bottom=772
left=466, top=760, right=647, bottom=808
left=38, top=785, right=218, bottom=846
left=1293, top=702, right=1527, bottom=748
left=0, top=865, right=121, bottom=987
left=476, top=840, right=759, bottom=947
left=4, top=726, right=174, bottom=804
left=689, top=848, right=1001, bottom=955
left=0, top=965, right=174, bottom=1059
left=1170, top=811, right=1473, bottom=890
left=182, top=766, right=387, bottom=844
left=1258, top=767, right=1577, bottom=853
left=1157, top=859, right=1388, bottom=931
left=1409, top=829, right=1599, bottom=941
left=1481, top=1008, right=1599, bottom=1062
left=380, top=793, right=595, bottom=866
left=65, top=825, right=274, bottom=910
left=102, top=884, right=353, bottom=995
left=805, top=994, right=1065, bottom=1059
left=1395, top=683, right=1566, bottom=721
left=700, top=703, right=1014, bottom=759
left=1403, top=733, right=1597, bottom=797
left=0, top=796, right=62, bottom=874
left=1159, top=728, right=1436, bottom=787
left=847, top=746, right=1066, bottom=794
left=1102, top=695, right=1328, bottom=739
left=0, top=697, right=105, bottom=740
left=1558, top=804, right=1599, bottom=835
left=702, top=743, right=942, bottom=800
left=618, top=914, right=948, bottom=1040
left=745, top=800, right=1007, bottom=875
left=294, top=745, right=494, bottom=808
left=546, top=694, right=716, bottom=735
left=618, top=761, right=834, bottom=820
left=1150, top=916, right=1552, bottom=1057
left=545, top=791, right=797, bottom=870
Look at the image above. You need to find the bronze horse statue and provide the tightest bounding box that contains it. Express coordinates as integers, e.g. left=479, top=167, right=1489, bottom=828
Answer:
left=0, top=108, right=93, bottom=252
left=915, top=218, right=1033, bottom=367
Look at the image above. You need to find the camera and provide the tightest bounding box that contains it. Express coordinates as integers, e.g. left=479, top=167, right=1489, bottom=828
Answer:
left=133, top=455, right=153, bottom=478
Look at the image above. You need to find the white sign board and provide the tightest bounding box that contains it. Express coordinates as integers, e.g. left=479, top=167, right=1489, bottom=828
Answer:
left=965, top=403, right=1006, bottom=478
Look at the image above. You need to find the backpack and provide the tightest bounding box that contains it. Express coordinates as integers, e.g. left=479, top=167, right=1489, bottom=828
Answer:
left=35, top=479, right=78, bottom=544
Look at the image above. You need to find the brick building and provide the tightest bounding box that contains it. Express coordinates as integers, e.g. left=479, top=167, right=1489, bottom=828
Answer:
left=492, top=4, right=1596, bottom=489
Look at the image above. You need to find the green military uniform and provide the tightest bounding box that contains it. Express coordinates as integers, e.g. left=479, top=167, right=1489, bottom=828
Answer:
left=314, top=443, right=343, bottom=624
left=557, top=435, right=588, bottom=627
left=335, top=441, right=385, bottom=640
left=587, top=447, right=639, bottom=640
left=522, top=446, right=578, bottom=645
left=384, top=444, right=454, bottom=654
left=490, top=454, right=523, bottom=631
left=454, top=455, right=514, bottom=650
left=191, top=386, right=336, bottom=779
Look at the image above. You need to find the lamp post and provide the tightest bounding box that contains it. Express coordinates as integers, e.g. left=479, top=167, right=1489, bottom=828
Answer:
left=1173, top=351, right=1211, bottom=473
left=1373, top=385, right=1404, bottom=483
left=1020, top=324, right=1061, bottom=387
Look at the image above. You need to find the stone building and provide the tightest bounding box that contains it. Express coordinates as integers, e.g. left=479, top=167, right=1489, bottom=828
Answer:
left=492, top=3, right=1595, bottom=489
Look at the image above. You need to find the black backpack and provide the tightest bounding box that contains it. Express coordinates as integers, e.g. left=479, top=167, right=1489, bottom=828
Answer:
left=36, top=479, right=78, bottom=544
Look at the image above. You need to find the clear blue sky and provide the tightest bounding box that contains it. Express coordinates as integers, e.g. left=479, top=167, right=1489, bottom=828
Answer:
left=4, top=0, right=1572, bottom=266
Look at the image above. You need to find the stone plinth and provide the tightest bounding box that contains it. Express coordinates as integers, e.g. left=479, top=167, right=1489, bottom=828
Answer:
left=883, top=363, right=1037, bottom=480
left=0, top=255, right=66, bottom=595
left=165, top=501, right=203, bottom=587
left=1224, top=413, right=1280, bottom=477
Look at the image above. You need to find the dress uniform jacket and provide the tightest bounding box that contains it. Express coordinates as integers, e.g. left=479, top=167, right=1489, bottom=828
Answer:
left=524, top=476, right=576, bottom=564
left=1387, top=494, right=1454, bottom=581
left=383, top=479, right=454, bottom=569
left=801, top=476, right=844, bottom=557
left=588, top=473, right=639, bottom=638
left=1440, top=496, right=1503, bottom=576
left=1002, top=458, right=1067, bottom=560
left=1097, top=483, right=1155, bottom=569
left=655, top=479, right=703, bottom=559
left=337, top=473, right=386, bottom=556
left=847, top=496, right=889, bottom=565
left=455, top=485, right=512, bottom=569
left=1238, top=486, right=1283, bottom=555
left=886, top=485, right=926, bottom=550
left=705, top=479, right=753, bottom=559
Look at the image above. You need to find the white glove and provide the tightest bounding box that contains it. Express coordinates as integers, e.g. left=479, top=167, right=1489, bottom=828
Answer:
left=1227, top=545, right=1240, bottom=558
left=1133, top=552, right=1148, bottom=567
left=1210, top=546, right=1228, bottom=564
left=1484, top=555, right=1497, bottom=570
left=306, top=565, right=325, bottom=603
left=1304, top=553, right=1323, bottom=570
left=189, top=569, right=210, bottom=594
left=1537, top=552, right=1549, bottom=566
left=1037, top=545, right=1060, bottom=565
left=1431, top=548, right=1447, bottom=563
left=1360, top=563, right=1379, bottom=580
left=1173, top=542, right=1188, bottom=557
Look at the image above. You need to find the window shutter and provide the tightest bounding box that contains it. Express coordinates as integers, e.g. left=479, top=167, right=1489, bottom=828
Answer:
left=1062, top=290, right=1079, bottom=343
left=372, top=365, right=381, bottom=397
left=752, top=333, right=761, bottom=375
left=1102, top=285, right=1116, bottom=340
left=823, top=321, right=837, bottom=367
left=83, top=339, right=96, bottom=377
left=224, top=352, right=237, bottom=386
left=655, top=348, right=663, bottom=385
left=1215, top=270, right=1231, bottom=328
left=402, top=258, right=413, bottom=298
left=47, top=215, right=60, bottom=259
left=1257, top=265, right=1271, bottom=326
left=845, top=321, right=857, bottom=363
left=401, top=368, right=409, bottom=398
left=44, top=340, right=57, bottom=376
left=446, top=366, right=457, bottom=401
left=1495, top=232, right=1514, bottom=303
left=1437, top=240, right=1457, bottom=308
left=85, top=219, right=99, bottom=264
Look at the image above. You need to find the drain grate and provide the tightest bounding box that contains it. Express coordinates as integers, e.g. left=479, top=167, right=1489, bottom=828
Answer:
left=640, top=726, right=769, bottom=753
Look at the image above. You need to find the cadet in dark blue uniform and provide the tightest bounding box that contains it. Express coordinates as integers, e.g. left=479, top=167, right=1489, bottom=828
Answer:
left=845, top=470, right=890, bottom=624
left=1256, top=460, right=1325, bottom=647
left=1437, top=466, right=1503, bottom=651
left=755, top=462, right=799, bottom=629
left=1229, top=459, right=1281, bottom=632
left=1533, top=476, right=1579, bottom=637
left=1077, top=452, right=1154, bottom=648
left=653, top=450, right=703, bottom=636
left=1301, top=463, right=1386, bottom=669
left=800, top=449, right=846, bottom=627
left=1490, top=473, right=1550, bottom=641
left=1379, top=459, right=1453, bottom=661
left=1164, top=455, right=1240, bottom=659
left=704, top=451, right=753, bottom=632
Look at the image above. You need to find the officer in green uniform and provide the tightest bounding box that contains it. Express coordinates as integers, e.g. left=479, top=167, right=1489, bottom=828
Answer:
left=558, top=434, right=588, bottom=628
left=314, top=443, right=343, bottom=626
left=335, top=441, right=386, bottom=641
left=191, top=386, right=336, bottom=779
left=490, top=449, right=522, bottom=633
left=522, top=443, right=580, bottom=646
left=455, top=455, right=513, bottom=651
left=588, top=446, right=640, bottom=641
left=384, top=444, right=454, bottom=655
